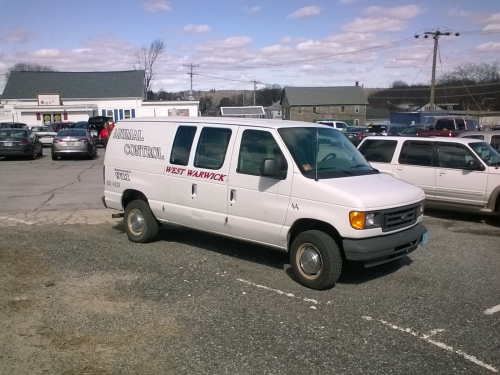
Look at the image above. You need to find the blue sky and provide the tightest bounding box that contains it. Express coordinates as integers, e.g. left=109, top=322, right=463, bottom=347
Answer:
left=1, top=0, right=499, bottom=93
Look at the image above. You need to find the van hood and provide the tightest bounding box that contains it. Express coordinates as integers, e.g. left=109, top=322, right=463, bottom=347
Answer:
left=292, top=172, right=424, bottom=210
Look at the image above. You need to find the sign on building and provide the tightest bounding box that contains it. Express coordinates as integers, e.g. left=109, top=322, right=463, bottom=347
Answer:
left=38, top=94, right=61, bottom=106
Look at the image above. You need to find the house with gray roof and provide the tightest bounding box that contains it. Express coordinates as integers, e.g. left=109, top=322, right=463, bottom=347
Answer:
left=1, top=70, right=199, bottom=125
left=281, top=85, right=368, bottom=125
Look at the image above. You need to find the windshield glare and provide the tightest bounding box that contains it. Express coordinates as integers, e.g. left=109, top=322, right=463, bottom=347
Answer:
left=470, top=142, right=500, bottom=166
left=278, top=127, right=377, bottom=179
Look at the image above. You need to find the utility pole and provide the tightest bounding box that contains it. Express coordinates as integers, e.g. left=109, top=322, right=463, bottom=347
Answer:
left=183, top=63, right=199, bottom=99
left=250, top=80, right=259, bottom=106
left=415, top=29, right=459, bottom=111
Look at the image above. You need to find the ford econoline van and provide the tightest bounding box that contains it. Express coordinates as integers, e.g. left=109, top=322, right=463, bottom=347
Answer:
left=103, top=117, right=428, bottom=290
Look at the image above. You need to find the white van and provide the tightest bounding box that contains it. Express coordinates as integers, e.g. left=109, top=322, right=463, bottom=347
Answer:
left=103, top=117, right=428, bottom=290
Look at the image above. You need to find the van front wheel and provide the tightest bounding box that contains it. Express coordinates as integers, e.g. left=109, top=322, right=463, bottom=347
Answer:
left=290, top=230, right=342, bottom=290
left=124, top=200, right=159, bottom=243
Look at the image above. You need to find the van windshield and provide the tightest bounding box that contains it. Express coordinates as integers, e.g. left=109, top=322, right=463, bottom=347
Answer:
left=469, top=141, right=500, bottom=166
left=278, top=127, right=377, bottom=179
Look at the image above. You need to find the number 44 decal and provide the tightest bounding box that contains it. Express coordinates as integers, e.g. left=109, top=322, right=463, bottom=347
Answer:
left=291, top=203, right=299, bottom=210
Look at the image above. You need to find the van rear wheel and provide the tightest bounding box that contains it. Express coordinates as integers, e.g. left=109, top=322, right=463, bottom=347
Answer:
left=290, top=230, right=342, bottom=290
left=124, top=200, right=159, bottom=243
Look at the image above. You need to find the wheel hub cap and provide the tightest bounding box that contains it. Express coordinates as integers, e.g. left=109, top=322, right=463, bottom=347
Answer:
left=299, top=245, right=322, bottom=275
left=129, top=209, right=145, bottom=235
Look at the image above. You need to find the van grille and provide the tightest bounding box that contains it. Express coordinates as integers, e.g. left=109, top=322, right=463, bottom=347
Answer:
left=382, top=204, right=419, bottom=232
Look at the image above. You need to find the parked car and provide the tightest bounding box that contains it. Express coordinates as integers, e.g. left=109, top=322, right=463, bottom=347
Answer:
left=398, top=124, right=427, bottom=136
left=344, top=126, right=367, bottom=146
left=457, top=131, right=500, bottom=153
left=316, top=120, right=349, bottom=132
left=29, top=126, right=57, bottom=146
left=492, top=125, right=500, bottom=131
left=0, top=128, right=43, bottom=159
left=358, top=136, right=500, bottom=217
left=366, top=123, right=408, bottom=136
left=49, top=122, right=75, bottom=132
left=51, top=128, right=97, bottom=160
left=0, top=122, right=28, bottom=129
left=74, top=116, right=112, bottom=146
left=418, top=116, right=478, bottom=137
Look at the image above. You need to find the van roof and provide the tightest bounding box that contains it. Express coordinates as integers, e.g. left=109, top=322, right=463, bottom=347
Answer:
left=117, top=116, right=331, bottom=130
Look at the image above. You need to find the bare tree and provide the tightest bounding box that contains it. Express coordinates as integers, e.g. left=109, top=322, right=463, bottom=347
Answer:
left=5, top=62, right=56, bottom=81
left=134, top=38, right=166, bottom=93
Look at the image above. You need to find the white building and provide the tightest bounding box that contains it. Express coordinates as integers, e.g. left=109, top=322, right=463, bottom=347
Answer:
left=0, top=70, right=199, bottom=125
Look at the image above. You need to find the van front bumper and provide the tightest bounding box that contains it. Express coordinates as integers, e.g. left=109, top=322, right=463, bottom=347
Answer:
left=342, top=223, right=428, bottom=267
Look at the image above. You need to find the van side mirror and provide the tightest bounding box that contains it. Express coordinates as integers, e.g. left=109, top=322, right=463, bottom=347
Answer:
left=261, top=158, right=279, bottom=178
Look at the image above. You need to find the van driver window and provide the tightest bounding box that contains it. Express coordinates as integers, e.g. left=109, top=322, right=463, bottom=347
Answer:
left=237, top=130, right=287, bottom=177
left=194, top=127, right=232, bottom=170
left=170, top=126, right=197, bottom=166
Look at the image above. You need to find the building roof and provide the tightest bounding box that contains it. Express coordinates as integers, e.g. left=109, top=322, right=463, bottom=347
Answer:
left=2, top=70, right=145, bottom=100
left=282, top=86, right=368, bottom=106
left=220, top=106, right=265, bottom=116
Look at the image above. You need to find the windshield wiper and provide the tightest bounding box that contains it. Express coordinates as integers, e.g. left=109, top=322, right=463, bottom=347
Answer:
left=316, top=166, right=355, bottom=174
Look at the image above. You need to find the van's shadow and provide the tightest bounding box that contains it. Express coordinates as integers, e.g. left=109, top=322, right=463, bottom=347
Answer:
left=112, top=222, right=415, bottom=286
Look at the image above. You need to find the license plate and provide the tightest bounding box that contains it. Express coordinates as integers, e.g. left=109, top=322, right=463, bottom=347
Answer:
left=4, top=142, right=12, bottom=146
left=421, top=231, right=429, bottom=245
left=67, top=142, right=74, bottom=146
left=348, top=135, right=354, bottom=138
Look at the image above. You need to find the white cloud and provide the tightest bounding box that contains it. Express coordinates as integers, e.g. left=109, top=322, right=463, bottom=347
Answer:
left=363, top=5, right=422, bottom=20
left=182, top=24, right=212, bottom=34
left=342, top=18, right=408, bottom=33
left=287, top=6, right=321, bottom=20
left=476, top=42, right=500, bottom=52
left=243, top=6, right=261, bottom=15
left=143, top=0, right=171, bottom=13
left=0, top=28, right=31, bottom=43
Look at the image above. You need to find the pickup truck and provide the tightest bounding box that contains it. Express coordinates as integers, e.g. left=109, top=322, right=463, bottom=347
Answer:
left=417, top=117, right=479, bottom=137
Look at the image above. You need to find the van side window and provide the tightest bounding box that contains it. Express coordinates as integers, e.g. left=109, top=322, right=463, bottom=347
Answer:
left=170, top=126, right=197, bottom=166
left=358, top=140, right=397, bottom=163
left=491, top=135, right=500, bottom=152
left=399, top=141, right=434, bottom=166
left=436, top=143, right=475, bottom=169
left=194, top=127, right=232, bottom=170
left=237, top=130, right=287, bottom=177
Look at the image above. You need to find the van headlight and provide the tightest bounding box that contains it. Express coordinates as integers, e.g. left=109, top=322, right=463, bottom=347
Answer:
left=418, top=202, right=424, bottom=216
left=349, top=211, right=380, bottom=230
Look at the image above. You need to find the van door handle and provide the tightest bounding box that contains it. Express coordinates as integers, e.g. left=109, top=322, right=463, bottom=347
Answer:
left=396, top=167, right=403, bottom=170
left=230, top=189, right=236, bottom=202
left=192, top=184, right=197, bottom=197
left=439, top=171, right=447, bottom=175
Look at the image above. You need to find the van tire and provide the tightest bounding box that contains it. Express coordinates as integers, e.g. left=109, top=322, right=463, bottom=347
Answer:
left=124, top=200, right=159, bottom=243
left=290, top=230, right=342, bottom=290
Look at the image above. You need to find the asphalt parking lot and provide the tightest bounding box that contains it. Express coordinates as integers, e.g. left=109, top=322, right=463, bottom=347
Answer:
left=0, top=148, right=499, bottom=374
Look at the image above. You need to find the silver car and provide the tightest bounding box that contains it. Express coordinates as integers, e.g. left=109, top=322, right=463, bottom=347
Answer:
left=30, top=126, right=57, bottom=146
left=51, top=129, right=97, bottom=160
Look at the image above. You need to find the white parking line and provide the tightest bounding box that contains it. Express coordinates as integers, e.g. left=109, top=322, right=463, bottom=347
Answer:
left=362, top=316, right=498, bottom=373
left=485, top=304, right=500, bottom=315
left=236, top=278, right=319, bottom=305
left=0, top=216, right=34, bottom=225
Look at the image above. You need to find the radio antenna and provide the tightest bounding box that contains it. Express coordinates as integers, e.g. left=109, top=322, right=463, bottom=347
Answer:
left=315, top=126, right=319, bottom=182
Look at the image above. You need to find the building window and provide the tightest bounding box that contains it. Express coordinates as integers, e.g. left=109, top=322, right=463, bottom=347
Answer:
left=355, top=119, right=359, bottom=126
left=313, top=107, right=317, bottom=114
left=326, top=106, right=331, bottom=115
left=341, top=106, right=345, bottom=113
left=124, top=110, right=131, bottom=119
left=297, top=107, right=302, bottom=114
left=106, top=110, right=113, bottom=118
left=355, top=105, right=359, bottom=113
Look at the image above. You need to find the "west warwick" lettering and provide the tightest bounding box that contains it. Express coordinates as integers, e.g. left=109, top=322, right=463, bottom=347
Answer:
left=165, top=166, right=226, bottom=181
